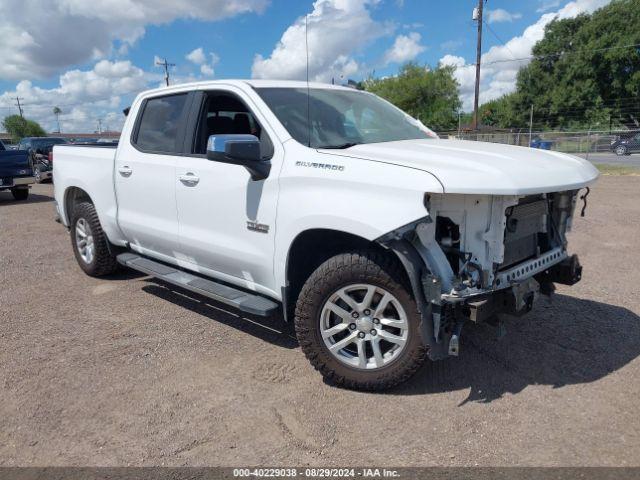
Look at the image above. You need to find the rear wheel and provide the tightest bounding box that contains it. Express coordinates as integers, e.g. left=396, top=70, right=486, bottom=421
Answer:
left=34, top=166, right=42, bottom=183
left=11, top=188, right=29, bottom=201
left=615, top=145, right=628, bottom=156
left=70, top=202, right=118, bottom=277
left=294, top=250, right=428, bottom=391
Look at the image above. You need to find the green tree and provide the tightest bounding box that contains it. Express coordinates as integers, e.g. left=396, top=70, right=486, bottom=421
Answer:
left=363, top=62, right=462, bottom=130
left=2, top=115, right=47, bottom=142
left=478, top=94, right=519, bottom=128
left=508, top=0, right=640, bottom=130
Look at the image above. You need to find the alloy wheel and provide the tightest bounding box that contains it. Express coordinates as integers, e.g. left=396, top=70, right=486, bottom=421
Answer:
left=320, top=283, right=409, bottom=370
left=75, top=218, right=95, bottom=264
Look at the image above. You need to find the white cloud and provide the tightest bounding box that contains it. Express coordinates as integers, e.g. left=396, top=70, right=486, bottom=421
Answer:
left=186, top=47, right=207, bottom=65
left=486, top=8, right=523, bottom=23
left=200, top=64, right=215, bottom=76
left=0, top=60, right=151, bottom=133
left=187, top=48, right=219, bottom=76
left=383, top=32, right=426, bottom=65
left=439, top=0, right=611, bottom=111
left=0, top=0, right=268, bottom=81
left=537, top=0, right=561, bottom=12
left=251, top=0, right=390, bottom=82
left=0, top=48, right=226, bottom=133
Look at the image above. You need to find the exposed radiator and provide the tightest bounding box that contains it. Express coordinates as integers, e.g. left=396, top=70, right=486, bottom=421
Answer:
left=501, top=198, right=548, bottom=268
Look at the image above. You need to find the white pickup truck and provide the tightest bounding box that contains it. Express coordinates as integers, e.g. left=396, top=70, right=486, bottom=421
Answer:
left=53, top=80, right=598, bottom=390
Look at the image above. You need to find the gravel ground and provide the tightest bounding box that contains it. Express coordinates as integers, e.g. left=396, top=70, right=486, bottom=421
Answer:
left=1, top=178, right=639, bottom=467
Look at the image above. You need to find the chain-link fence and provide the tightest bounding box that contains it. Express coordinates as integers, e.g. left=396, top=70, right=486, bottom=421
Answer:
left=436, top=129, right=640, bottom=156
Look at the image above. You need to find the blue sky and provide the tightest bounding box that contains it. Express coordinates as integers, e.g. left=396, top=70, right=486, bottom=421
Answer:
left=0, top=0, right=610, bottom=133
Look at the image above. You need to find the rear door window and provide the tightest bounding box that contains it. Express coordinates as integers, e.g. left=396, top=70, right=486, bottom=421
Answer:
left=134, top=94, right=188, bottom=153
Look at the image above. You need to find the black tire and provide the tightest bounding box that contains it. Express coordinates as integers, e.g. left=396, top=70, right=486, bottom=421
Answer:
left=11, top=188, right=29, bottom=201
left=615, top=145, right=628, bottom=156
left=294, top=250, right=428, bottom=391
left=70, top=201, right=119, bottom=277
left=33, top=167, right=41, bottom=183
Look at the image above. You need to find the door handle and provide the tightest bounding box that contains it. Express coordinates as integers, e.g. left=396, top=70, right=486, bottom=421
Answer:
left=118, top=166, right=133, bottom=177
left=179, top=173, right=200, bottom=186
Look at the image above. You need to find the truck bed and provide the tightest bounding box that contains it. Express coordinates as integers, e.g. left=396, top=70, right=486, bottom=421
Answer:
left=53, top=144, right=122, bottom=242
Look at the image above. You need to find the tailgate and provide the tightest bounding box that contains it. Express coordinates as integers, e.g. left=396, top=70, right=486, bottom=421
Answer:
left=0, top=151, right=32, bottom=177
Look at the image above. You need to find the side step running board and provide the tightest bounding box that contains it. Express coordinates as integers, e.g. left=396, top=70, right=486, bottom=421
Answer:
left=116, top=253, right=279, bottom=317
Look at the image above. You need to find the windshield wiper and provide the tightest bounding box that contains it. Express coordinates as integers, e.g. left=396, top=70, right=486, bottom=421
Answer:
left=316, top=142, right=361, bottom=149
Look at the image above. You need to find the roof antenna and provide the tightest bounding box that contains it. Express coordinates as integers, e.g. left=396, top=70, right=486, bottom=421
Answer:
left=305, top=14, right=312, bottom=147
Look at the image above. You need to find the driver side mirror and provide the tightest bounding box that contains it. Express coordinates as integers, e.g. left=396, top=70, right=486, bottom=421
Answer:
left=206, top=134, right=271, bottom=181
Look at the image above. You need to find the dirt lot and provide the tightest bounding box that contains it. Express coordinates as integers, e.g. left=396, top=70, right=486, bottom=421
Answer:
left=1, top=178, right=639, bottom=467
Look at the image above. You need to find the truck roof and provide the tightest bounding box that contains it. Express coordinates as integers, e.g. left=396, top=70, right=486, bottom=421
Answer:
left=135, top=79, right=357, bottom=99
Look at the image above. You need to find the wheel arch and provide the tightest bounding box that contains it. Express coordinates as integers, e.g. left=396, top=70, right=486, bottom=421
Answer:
left=63, top=186, right=94, bottom=225
left=282, top=228, right=406, bottom=321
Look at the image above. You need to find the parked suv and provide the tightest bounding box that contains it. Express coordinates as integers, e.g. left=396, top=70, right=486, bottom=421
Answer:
left=53, top=80, right=598, bottom=390
left=18, top=136, right=68, bottom=183
left=611, top=132, right=640, bottom=156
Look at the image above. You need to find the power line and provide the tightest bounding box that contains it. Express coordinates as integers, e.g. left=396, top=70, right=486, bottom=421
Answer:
left=483, top=19, right=516, bottom=59
left=476, top=42, right=640, bottom=67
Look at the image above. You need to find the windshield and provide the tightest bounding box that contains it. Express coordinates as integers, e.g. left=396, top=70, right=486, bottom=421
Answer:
left=255, top=87, right=435, bottom=149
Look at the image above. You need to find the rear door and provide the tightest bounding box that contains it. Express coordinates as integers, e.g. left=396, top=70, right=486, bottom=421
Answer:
left=115, top=92, right=191, bottom=261
left=174, top=87, right=281, bottom=295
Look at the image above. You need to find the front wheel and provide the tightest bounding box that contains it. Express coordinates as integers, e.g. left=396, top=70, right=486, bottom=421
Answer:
left=70, top=202, right=119, bottom=277
left=615, top=145, right=628, bottom=156
left=294, top=250, right=428, bottom=391
left=34, top=167, right=42, bottom=183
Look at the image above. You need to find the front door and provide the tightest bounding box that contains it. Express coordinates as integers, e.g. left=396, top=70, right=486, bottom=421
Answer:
left=115, top=92, right=190, bottom=261
left=174, top=87, right=281, bottom=296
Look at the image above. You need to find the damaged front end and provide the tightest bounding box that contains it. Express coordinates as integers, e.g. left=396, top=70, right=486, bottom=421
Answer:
left=377, top=189, right=587, bottom=361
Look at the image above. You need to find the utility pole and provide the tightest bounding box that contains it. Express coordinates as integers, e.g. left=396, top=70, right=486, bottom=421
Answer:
left=15, top=97, right=24, bottom=118
left=53, top=106, right=62, bottom=133
left=155, top=58, right=176, bottom=87
left=472, top=0, right=484, bottom=130
left=458, top=110, right=462, bottom=137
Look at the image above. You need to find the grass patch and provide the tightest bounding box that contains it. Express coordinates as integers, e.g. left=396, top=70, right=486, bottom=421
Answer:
left=595, top=164, right=640, bottom=175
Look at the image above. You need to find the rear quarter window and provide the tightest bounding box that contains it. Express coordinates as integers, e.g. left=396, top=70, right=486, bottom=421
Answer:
left=134, top=93, right=188, bottom=153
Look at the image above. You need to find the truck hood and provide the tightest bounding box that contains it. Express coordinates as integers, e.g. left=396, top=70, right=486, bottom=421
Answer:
left=324, top=139, right=599, bottom=195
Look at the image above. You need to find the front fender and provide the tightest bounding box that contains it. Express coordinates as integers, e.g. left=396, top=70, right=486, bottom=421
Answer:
left=273, top=142, right=443, bottom=292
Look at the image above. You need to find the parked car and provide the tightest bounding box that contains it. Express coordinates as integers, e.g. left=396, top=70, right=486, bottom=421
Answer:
left=17, top=136, right=69, bottom=183
left=529, top=136, right=553, bottom=150
left=611, top=132, right=640, bottom=155
left=0, top=139, right=34, bottom=200
left=53, top=80, right=598, bottom=391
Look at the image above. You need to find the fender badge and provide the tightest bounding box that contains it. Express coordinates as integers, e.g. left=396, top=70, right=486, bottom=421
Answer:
left=296, top=160, right=345, bottom=171
left=247, top=221, right=269, bottom=233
